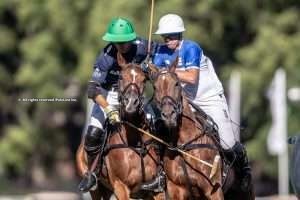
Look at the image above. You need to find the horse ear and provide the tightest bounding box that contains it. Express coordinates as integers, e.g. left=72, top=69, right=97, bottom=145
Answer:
left=288, top=136, right=300, bottom=145
left=169, top=56, right=178, bottom=73
left=148, top=63, right=159, bottom=73
left=117, top=52, right=130, bottom=70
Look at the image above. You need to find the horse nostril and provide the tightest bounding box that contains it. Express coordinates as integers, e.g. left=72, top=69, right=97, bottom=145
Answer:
left=133, top=99, right=138, bottom=106
left=161, top=112, right=168, bottom=119
left=171, top=110, right=176, bottom=116
left=161, top=110, right=177, bottom=120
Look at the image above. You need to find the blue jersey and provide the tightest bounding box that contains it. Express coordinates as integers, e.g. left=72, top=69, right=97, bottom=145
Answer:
left=91, top=38, right=151, bottom=91
left=153, top=40, right=202, bottom=99
left=153, top=40, right=202, bottom=70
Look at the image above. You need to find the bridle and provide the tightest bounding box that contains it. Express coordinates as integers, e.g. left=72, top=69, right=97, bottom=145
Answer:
left=118, top=66, right=145, bottom=115
left=154, top=70, right=183, bottom=117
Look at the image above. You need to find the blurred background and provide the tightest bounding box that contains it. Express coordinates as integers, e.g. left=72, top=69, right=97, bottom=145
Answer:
left=0, top=0, right=299, bottom=199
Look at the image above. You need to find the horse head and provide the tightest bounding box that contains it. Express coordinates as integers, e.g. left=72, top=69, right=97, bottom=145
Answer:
left=117, top=53, right=146, bottom=117
left=153, top=57, right=183, bottom=129
left=289, top=135, right=300, bottom=197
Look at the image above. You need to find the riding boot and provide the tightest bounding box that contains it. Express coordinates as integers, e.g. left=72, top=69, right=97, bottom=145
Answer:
left=140, top=144, right=166, bottom=192
left=78, top=126, right=106, bottom=193
left=224, top=142, right=252, bottom=192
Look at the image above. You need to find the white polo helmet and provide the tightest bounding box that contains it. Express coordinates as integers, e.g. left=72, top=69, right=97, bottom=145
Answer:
left=154, top=14, right=185, bottom=35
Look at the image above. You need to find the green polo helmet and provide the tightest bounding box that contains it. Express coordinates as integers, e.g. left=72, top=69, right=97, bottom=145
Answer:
left=102, top=18, right=137, bottom=42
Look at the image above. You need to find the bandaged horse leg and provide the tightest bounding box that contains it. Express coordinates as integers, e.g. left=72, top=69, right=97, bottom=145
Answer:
left=140, top=141, right=166, bottom=192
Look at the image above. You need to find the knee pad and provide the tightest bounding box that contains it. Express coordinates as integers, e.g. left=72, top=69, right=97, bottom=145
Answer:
left=84, top=126, right=105, bottom=153
left=87, top=81, right=101, bottom=100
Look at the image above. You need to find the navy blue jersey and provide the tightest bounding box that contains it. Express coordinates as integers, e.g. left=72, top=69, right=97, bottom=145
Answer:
left=91, top=38, right=152, bottom=90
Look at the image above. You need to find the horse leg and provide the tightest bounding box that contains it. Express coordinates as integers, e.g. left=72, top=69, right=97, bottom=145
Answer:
left=90, top=190, right=103, bottom=200
left=203, top=186, right=224, bottom=200
left=167, top=180, right=189, bottom=200
left=113, top=180, right=130, bottom=200
left=153, top=192, right=165, bottom=200
left=91, top=183, right=114, bottom=200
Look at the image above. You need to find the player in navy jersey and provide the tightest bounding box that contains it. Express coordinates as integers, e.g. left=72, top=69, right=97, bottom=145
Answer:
left=78, top=18, right=153, bottom=192
left=141, top=14, right=252, bottom=193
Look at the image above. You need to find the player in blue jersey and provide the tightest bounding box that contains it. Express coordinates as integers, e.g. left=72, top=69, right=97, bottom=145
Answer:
left=78, top=18, right=155, bottom=192
left=141, top=14, right=252, bottom=193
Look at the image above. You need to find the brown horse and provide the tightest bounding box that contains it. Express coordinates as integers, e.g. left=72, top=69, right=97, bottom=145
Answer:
left=151, top=61, right=224, bottom=200
left=76, top=53, right=163, bottom=200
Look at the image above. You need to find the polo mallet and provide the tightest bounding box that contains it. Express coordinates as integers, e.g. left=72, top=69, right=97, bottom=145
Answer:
left=209, top=155, right=221, bottom=179
left=124, top=121, right=221, bottom=180
left=146, top=0, right=155, bottom=61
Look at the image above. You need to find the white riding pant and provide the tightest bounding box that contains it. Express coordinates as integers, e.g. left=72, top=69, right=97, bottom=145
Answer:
left=89, top=90, right=119, bottom=130
left=192, top=94, right=237, bottom=149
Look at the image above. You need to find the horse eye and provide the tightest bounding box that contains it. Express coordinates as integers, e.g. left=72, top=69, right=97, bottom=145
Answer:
left=175, top=82, right=180, bottom=87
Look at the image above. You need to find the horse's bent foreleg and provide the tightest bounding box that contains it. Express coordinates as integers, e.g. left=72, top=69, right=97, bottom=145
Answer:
left=204, top=186, right=224, bottom=200
left=167, top=180, right=189, bottom=200
left=89, top=182, right=113, bottom=200
left=113, top=180, right=130, bottom=200
left=153, top=192, right=165, bottom=200
left=90, top=189, right=103, bottom=200
left=76, top=138, right=88, bottom=177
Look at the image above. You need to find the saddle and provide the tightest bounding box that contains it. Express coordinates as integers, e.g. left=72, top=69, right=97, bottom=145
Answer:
left=188, top=100, right=219, bottom=138
left=188, top=100, right=238, bottom=188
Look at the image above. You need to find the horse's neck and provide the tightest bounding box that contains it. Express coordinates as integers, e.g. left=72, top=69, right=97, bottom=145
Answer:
left=177, top=98, right=203, bottom=144
left=182, top=98, right=194, bottom=118
left=122, top=111, right=146, bottom=127
left=122, top=125, right=140, bottom=145
left=122, top=112, right=149, bottom=144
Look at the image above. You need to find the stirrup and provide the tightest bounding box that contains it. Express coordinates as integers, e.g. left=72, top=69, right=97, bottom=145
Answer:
left=78, top=172, right=98, bottom=193
left=90, top=172, right=98, bottom=191
left=140, top=171, right=166, bottom=192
